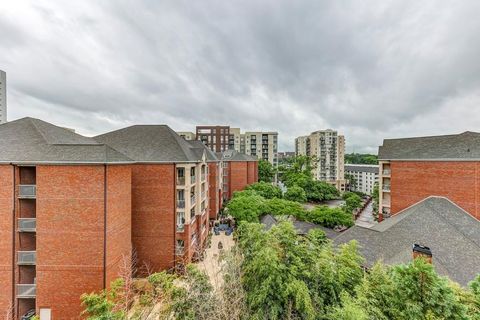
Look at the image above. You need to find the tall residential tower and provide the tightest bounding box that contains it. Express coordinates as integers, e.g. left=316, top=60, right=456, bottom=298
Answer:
left=0, top=70, right=6, bottom=123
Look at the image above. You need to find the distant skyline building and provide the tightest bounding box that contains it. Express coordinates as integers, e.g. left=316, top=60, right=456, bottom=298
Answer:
left=345, top=164, right=379, bottom=195
left=295, top=129, right=346, bottom=191
left=196, top=125, right=233, bottom=152
left=244, top=131, right=278, bottom=166
left=0, top=70, right=6, bottom=123
left=177, top=131, right=195, bottom=140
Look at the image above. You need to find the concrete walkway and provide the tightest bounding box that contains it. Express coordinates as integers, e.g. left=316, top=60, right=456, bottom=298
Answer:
left=196, top=231, right=234, bottom=290
left=355, top=200, right=376, bottom=228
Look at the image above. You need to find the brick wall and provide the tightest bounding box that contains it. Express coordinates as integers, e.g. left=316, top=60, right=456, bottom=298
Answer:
left=208, top=162, right=219, bottom=220
left=131, top=164, right=175, bottom=273
left=0, top=165, right=13, bottom=316
left=229, top=162, right=249, bottom=197
left=106, top=165, right=132, bottom=286
left=35, top=165, right=106, bottom=319
left=391, top=161, right=480, bottom=219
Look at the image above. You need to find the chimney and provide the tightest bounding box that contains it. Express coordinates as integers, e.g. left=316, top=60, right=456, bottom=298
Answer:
left=412, top=244, right=432, bottom=264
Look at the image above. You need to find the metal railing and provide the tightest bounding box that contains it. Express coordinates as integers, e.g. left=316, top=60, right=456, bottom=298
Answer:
left=17, top=284, right=36, bottom=298
left=191, top=175, right=196, bottom=184
left=201, top=191, right=206, bottom=199
left=176, top=177, right=185, bottom=185
left=190, top=195, right=196, bottom=205
left=18, top=218, right=36, bottom=232
left=383, top=169, right=391, bottom=175
left=201, top=173, right=206, bottom=181
left=175, top=247, right=185, bottom=255
left=19, top=185, right=36, bottom=198
left=176, top=224, right=185, bottom=232
left=18, top=251, right=36, bottom=265
left=382, top=185, right=391, bottom=191
left=177, top=200, right=185, bottom=208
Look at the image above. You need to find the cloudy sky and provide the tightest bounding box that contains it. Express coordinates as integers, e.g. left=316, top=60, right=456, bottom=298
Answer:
left=1, top=1, right=480, bottom=153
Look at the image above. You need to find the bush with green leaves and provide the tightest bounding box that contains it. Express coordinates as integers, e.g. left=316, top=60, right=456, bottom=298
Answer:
left=81, top=279, right=126, bottom=320
left=284, top=185, right=307, bottom=202
left=305, top=205, right=354, bottom=228
left=245, top=181, right=282, bottom=199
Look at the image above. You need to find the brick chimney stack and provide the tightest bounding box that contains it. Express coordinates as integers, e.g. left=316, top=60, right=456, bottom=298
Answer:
left=412, top=244, right=432, bottom=264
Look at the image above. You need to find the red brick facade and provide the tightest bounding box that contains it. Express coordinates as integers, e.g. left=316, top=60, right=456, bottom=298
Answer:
left=208, top=162, right=222, bottom=220
left=390, top=161, right=480, bottom=219
left=224, top=161, right=258, bottom=200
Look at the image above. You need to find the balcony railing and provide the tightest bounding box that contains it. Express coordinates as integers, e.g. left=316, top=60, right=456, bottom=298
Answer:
left=190, top=195, right=196, bottom=205
left=382, top=201, right=391, bottom=207
left=201, top=191, right=206, bottom=199
left=382, top=185, right=391, bottom=192
left=191, top=176, right=196, bottom=184
left=17, top=284, right=36, bottom=298
left=175, top=247, right=185, bottom=255
left=176, top=224, right=185, bottom=232
left=177, top=200, right=185, bottom=208
left=383, top=169, right=391, bottom=175
left=201, top=173, right=206, bottom=181
left=19, top=185, right=36, bottom=199
left=177, top=177, right=185, bottom=185
left=18, top=251, right=36, bottom=265
left=18, top=218, right=36, bottom=232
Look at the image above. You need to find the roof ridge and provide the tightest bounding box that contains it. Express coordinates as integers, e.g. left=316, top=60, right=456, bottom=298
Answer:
left=383, top=131, right=480, bottom=142
left=28, top=118, right=49, bottom=144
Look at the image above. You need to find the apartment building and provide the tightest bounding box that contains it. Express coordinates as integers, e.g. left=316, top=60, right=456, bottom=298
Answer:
left=196, top=126, right=233, bottom=152
left=0, top=118, right=133, bottom=320
left=229, top=127, right=241, bottom=152
left=378, top=131, right=480, bottom=220
left=244, top=131, right=278, bottom=166
left=177, top=131, right=195, bottom=140
left=345, top=164, right=379, bottom=195
left=95, top=125, right=212, bottom=271
left=295, top=136, right=308, bottom=156
left=295, top=130, right=346, bottom=191
left=0, top=70, right=6, bottom=123
left=218, top=150, right=258, bottom=201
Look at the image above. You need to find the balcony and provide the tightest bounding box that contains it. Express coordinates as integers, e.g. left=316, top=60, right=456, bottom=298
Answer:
left=382, top=201, right=391, bottom=208
left=382, top=184, right=391, bottom=192
left=190, top=195, right=196, bottom=205
left=18, top=218, right=36, bottom=232
left=191, top=175, right=196, bottom=184
left=176, top=224, right=185, bottom=232
left=19, top=185, right=36, bottom=199
left=201, top=173, right=206, bottom=181
left=176, top=177, right=185, bottom=185
left=201, top=191, right=206, bottom=199
left=383, top=169, right=391, bottom=176
left=17, top=251, right=36, bottom=265
left=17, top=284, right=36, bottom=298
left=175, top=247, right=185, bottom=256
left=177, top=200, right=185, bottom=209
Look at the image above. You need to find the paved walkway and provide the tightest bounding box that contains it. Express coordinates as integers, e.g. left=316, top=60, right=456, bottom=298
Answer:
left=355, top=200, right=376, bottom=228
left=196, top=231, right=234, bottom=290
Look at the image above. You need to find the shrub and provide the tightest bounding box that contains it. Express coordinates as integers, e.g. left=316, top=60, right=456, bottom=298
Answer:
left=284, top=185, right=307, bottom=203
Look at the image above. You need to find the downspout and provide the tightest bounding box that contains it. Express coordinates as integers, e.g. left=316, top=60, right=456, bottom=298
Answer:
left=103, top=165, right=107, bottom=289
left=11, top=164, right=16, bottom=317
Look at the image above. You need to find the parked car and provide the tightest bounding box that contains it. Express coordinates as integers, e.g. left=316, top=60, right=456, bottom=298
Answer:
left=21, top=309, right=35, bottom=320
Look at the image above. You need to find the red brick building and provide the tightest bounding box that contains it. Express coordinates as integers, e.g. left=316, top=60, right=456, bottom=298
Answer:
left=0, top=118, right=133, bottom=319
left=378, top=131, right=480, bottom=220
left=219, top=150, right=258, bottom=201
left=0, top=118, right=258, bottom=319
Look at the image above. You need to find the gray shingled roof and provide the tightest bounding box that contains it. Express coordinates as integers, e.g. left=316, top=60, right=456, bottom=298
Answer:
left=94, top=125, right=206, bottom=162
left=188, top=140, right=219, bottom=162
left=0, top=117, right=132, bottom=164
left=217, top=150, right=258, bottom=161
left=378, top=131, right=480, bottom=160
left=345, top=164, right=379, bottom=174
left=334, top=197, right=480, bottom=286
left=261, top=214, right=339, bottom=238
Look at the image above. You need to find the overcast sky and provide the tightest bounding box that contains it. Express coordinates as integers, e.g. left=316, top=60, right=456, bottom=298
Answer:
left=1, top=1, right=480, bottom=153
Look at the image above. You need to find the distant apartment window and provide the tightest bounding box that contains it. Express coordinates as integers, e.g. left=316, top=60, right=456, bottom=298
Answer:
left=190, top=167, right=196, bottom=177
left=177, top=168, right=185, bottom=177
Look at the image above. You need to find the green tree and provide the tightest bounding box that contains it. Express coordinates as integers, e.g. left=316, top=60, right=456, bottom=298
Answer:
left=345, top=153, right=378, bottom=165
left=81, top=279, right=126, bottom=320
left=343, top=192, right=363, bottom=213
left=284, top=185, right=307, bottom=203
left=246, top=181, right=282, bottom=199
left=263, top=197, right=307, bottom=220
left=226, top=192, right=266, bottom=222
left=258, top=159, right=275, bottom=182
left=306, top=206, right=354, bottom=228
left=345, top=173, right=357, bottom=191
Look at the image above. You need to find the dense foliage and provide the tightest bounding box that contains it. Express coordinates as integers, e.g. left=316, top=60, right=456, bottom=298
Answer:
left=284, top=184, right=307, bottom=202
left=225, top=190, right=266, bottom=222
left=345, top=153, right=378, bottom=165
left=343, top=192, right=363, bottom=213
left=306, top=206, right=354, bottom=228
left=258, top=159, right=275, bottom=182
left=279, top=156, right=339, bottom=202
left=245, top=181, right=282, bottom=199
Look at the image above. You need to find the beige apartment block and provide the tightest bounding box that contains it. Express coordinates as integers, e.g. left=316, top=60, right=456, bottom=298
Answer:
left=295, top=129, right=346, bottom=191
left=244, top=131, right=278, bottom=165
left=295, top=135, right=308, bottom=156
left=230, top=127, right=241, bottom=152
left=177, top=131, right=196, bottom=140
left=0, top=70, right=6, bottom=123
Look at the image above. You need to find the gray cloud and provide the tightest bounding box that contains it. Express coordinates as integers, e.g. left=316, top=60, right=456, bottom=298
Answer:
left=1, top=0, right=480, bottom=152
